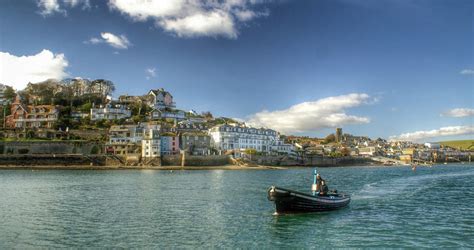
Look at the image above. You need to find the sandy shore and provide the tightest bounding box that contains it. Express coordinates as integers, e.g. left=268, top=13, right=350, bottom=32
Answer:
left=0, top=164, right=288, bottom=170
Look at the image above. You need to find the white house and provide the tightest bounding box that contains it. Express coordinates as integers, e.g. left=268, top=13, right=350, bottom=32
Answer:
left=271, top=140, right=296, bottom=155
left=358, top=146, right=377, bottom=156
left=424, top=142, right=441, bottom=149
left=142, top=128, right=161, bottom=159
left=150, top=109, right=186, bottom=120
left=90, top=104, right=131, bottom=121
left=209, top=124, right=293, bottom=157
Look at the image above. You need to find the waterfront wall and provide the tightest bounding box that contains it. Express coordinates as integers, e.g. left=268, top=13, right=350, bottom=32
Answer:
left=248, top=155, right=374, bottom=166
left=0, top=154, right=105, bottom=166
left=0, top=141, right=104, bottom=155
left=161, top=155, right=232, bottom=166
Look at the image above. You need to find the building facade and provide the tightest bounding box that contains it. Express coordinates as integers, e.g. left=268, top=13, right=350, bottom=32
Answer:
left=180, top=132, right=211, bottom=155
left=105, top=125, right=144, bottom=161
left=147, top=88, right=175, bottom=110
left=160, top=133, right=180, bottom=155
left=142, top=129, right=161, bottom=159
left=150, top=109, right=186, bottom=120
left=6, top=96, right=59, bottom=129
left=90, top=104, right=131, bottom=121
left=209, top=124, right=291, bottom=157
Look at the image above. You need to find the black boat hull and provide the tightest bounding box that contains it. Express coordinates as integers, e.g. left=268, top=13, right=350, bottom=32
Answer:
left=268, top=186, right=350, bottom=214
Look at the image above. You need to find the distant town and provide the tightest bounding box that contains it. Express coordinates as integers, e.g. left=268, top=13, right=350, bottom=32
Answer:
left=0, top=79, right=472, bottom=167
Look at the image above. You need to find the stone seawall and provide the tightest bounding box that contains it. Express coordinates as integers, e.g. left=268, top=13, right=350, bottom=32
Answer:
left=249, top=155, right=373, bottom=166
left=161, top=155, right=232, bottom=166
left=0, top=141, right=104, bottom=155
left=0, top=154, right=106, bottom=166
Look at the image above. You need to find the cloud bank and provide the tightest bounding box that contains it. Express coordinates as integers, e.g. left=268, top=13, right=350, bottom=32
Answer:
left=441, top=108, right=474, bottom=118
left=38, top=0, right=270, bottom=38
left=0, top=49, right=69, bottom=90
left=246, top=93, right=372, bottom=134
left=37, top=0, right=90, bottom=16
left=86, top=32, right=131, bottom=49
left=108, top=0, right=270, bottom=38
left=389, top=126, right=474, bottom=142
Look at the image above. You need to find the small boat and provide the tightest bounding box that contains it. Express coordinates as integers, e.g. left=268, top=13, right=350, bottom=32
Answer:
left=268, top=169, right=351, bottom=214
left=268, top=186, right=351, bottom=214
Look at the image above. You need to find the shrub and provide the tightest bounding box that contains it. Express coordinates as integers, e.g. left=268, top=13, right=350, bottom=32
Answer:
left=18, top=148, right=29, bottom=154
left=90, top=145, right=99, bottom=154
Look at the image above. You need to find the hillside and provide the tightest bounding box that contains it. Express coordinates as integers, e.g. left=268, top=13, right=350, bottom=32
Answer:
left=439, top=140, right=474, bottom=151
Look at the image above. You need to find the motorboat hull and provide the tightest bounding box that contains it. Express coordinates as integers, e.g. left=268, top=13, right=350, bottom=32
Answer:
left=268, top=186, right=350, bottom=214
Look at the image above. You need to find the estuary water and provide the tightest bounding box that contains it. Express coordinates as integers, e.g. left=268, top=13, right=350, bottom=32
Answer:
left=0, top=164, right=473, bottom=248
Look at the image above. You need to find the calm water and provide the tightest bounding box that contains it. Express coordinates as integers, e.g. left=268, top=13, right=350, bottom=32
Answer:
left=0, top=165, right=473, bottom=248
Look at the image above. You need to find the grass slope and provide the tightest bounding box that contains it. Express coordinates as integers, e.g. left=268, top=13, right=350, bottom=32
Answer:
left=439, top=140, right=474, bottom=150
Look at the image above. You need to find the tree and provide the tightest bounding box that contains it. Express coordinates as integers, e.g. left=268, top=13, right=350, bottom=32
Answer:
left=90, top=79, right=115, bottom=101
left=90, top=145, right=99, bottom=154
left=201, top=111, right=213, bottom=119
left=80, top=102, right=92, bottom=113
left=26, top=130, right=35, bottom=139
left=23, top=80, right=62, bottom=105
left=244, top=148, right=257, bottom=155
left=324, top=134, right=336, bottom=144
left=244, top=148, right=257, bottom=161
left=3, top=86, right=16, bottom=103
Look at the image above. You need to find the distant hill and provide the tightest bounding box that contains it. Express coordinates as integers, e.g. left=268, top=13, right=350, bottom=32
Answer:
left=439, top=140, right=474, bottom=151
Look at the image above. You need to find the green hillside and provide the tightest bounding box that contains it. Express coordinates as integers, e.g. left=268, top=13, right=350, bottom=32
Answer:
left=439, top=140, right=474, bottom=151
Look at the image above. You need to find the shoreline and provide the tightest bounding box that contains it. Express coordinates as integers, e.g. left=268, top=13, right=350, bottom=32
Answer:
left=0, top=164, right=288, bottom=171
left=0, top=162, right=468, bottom=171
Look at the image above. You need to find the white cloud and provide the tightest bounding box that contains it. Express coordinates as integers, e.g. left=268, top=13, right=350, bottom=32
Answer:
left=159, top=11, right=237, bottom=38
left=441, top=108, right=474, bottom=118
left=37, top=0, right=270, bottom=38
left=101, top=32, right=131, bottom=49
left=37, top=0, right=90, bottom=16
left=108, top=0, right=270, bottom=38
left=145, top=67, right=157, bottom=80
left=246, top=93, right=372, bottom=134
left=88, top=37, right=102, bottom=44
left=460, top=69, right=474, bottom=75
left=0, top=50, right=69, bottom=90
left=86, top=32, right=131, bottom=49
left=389, top=126, right=474, bottom=142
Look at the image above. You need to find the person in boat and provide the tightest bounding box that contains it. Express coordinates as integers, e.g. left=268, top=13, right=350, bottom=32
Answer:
left=315, top=174, right=323, bottom=192
left=320, top=180, right=329, bottom=196
left=315, top=174, right=329, bottom=195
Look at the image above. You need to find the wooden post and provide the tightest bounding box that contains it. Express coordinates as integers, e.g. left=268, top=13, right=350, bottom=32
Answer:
left=181, top=150, right=185, bottom=168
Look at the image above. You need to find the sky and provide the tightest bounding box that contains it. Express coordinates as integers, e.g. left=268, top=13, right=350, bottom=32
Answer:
left=0, top=0, right=473, bottom=142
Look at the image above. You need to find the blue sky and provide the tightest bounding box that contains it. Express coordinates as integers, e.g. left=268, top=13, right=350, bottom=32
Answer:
left=0, top=0, right=473, bottom=141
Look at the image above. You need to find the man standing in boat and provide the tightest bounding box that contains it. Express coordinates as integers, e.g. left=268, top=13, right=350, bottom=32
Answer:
left=313, top=173, right=329, bottom=196
left=320, top=180, right=329, bottom=196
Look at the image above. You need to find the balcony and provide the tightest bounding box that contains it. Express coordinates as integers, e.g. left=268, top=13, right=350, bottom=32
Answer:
left=15, top=117, right=57, bottom=122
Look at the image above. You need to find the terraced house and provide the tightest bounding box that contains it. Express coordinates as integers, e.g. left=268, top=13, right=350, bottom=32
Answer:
left=6, top=96, right=58, bottom=129
left=209, top=124, right=293, bottom=157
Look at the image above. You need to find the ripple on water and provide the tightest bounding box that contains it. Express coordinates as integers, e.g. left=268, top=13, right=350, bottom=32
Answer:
left=0, top=165, right=473, bottom=248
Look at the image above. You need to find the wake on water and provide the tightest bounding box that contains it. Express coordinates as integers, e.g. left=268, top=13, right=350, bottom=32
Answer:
left=352, top=168, right=474, bottom=201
